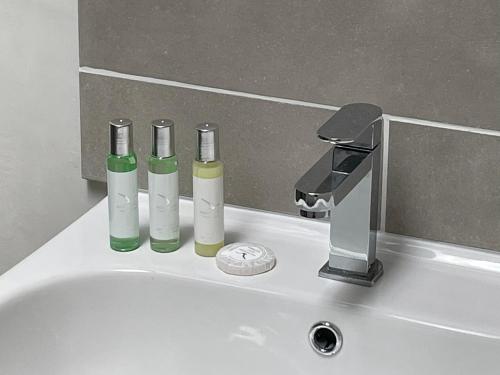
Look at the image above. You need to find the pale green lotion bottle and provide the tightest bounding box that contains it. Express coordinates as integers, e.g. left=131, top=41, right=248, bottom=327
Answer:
left=148, top=119, right=180, bottom=252
left=193, top=123, right=224, bottom=256
left=107, top=119, right=140, bottom=251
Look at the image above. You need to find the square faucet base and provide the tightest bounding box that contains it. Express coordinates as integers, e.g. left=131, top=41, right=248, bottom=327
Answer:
left=318, top=259, right=383, bottom=287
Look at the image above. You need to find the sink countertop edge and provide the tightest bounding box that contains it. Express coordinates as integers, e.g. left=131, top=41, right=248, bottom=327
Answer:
left=1, top=193, right=499, bottom=339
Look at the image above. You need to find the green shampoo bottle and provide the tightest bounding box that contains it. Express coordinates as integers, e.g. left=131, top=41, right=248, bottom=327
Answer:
left=106, top=119, right=140, bottom=251
left=193, top=123, right=224, bottom=256
left=148, top=119, right=180, bottom=252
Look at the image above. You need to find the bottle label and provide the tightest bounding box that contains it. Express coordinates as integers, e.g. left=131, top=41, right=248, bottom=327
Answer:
left=107, top=169, right=139, bottom=238
left=193, top=175, right=224, bottom=244
left=148, top=171, right=179, bottom=240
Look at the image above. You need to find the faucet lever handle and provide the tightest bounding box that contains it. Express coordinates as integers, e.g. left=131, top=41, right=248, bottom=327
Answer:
left=317, top=103, right=382, bottom=150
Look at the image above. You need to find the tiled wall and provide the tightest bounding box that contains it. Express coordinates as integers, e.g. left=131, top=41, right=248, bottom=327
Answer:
left=79, top=0, right=499, bottom=251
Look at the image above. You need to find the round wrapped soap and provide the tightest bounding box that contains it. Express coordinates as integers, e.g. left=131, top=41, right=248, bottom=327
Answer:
left=216, top=242, right=276, bottom=276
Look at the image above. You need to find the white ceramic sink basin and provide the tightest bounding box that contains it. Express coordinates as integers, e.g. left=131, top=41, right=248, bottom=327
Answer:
left=0, top=194, right=499, bottom=374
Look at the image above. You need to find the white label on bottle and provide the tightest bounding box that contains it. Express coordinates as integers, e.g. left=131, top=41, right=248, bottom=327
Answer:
left=193, top=175, right=224, bottom=244
left=148, top=171, right=179, bottom=240
left=107, top=169, right=139, bottom=238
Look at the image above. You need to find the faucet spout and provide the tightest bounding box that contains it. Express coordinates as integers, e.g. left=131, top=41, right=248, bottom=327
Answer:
left=295, top=146, right=373, bottom=211
left=295, top=149, right=333, bottom=218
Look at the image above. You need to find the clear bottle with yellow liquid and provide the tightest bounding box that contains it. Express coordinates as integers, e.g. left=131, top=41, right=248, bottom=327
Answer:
left=193, top=123, right=224, bottom=256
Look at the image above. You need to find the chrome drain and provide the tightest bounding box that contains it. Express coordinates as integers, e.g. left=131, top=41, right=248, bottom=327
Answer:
left=309, top=321, right=342, bottom=356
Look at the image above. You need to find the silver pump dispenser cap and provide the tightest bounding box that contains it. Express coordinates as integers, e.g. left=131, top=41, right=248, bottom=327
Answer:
left=195, top=123, right=220, bottom=162
left=152, top=119, right=175, bottom=158
left=109, top=118, right=133, bottom=156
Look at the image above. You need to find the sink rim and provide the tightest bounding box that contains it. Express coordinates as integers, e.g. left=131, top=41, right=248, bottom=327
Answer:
left=1, top=193, right=499, bottom=340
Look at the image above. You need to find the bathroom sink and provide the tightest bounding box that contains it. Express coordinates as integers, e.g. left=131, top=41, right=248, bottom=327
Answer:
left=0, top=194, right=499, bottom=374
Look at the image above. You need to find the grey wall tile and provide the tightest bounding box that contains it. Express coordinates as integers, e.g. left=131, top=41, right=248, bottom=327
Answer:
left=386, top=122, right=500, bottom=251
left=79, top=0, right=498, bottom=130
left=80, top=73, right=332, bottom=213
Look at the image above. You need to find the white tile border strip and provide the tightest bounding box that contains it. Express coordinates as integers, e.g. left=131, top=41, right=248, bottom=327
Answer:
left=79, top=66, right=341, bottom=111
left=80, top=66, right=500, bottom=137
left=387, top=114, right=500, bottom=137
left=380, top=117, right=390, bottom=232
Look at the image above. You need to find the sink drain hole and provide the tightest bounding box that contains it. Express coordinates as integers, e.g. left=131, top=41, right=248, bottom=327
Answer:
left=309, top=321, right=342, bottom=356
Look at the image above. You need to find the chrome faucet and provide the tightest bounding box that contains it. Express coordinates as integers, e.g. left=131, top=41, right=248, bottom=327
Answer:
left=295, top=103, right=383, bottom=286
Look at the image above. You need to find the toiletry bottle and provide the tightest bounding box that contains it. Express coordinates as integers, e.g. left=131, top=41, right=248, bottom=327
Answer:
left=193, top=123, right=224, bottom=256
left=148, top=119, right=180, bottom=252
left=107, top=119, right=140, bottom=251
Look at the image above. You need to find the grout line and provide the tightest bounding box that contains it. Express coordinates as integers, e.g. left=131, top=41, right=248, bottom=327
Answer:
left=79, top=66, right=500, bottom=138
left=380, top=117, right=390, bottom=232
left=384, top=114, right=500, bottom=137
left=79, top=66, right=340, bottom=112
